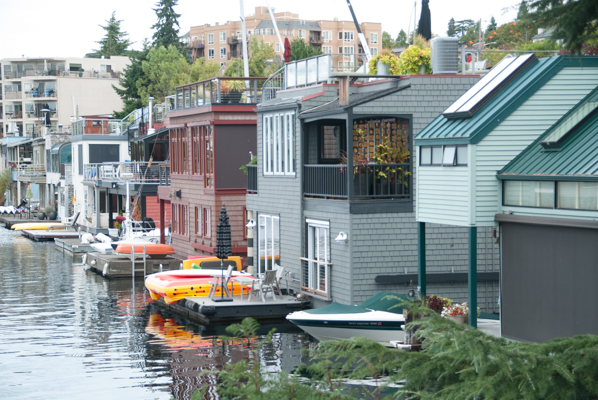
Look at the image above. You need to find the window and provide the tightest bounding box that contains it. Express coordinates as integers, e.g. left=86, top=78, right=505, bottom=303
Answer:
left=370, top=32, right=378, bottom=44
left=202, top=206, right=211, bottom=237
left=172, top=203, right=189, bottom=236
left=322, top=46, right=332, bottom=54
left=220, top=32, right=226, bottom=43
left=289, top=29, right=294, bottom=36
left=258, top=214, right=279, bottom=274
left=557, top=182, right=598, bottom=210
left=208, top=48, right=214, bottom=59
left=371, top=47, right=378, bottom=56
left=263, top=111, right=296, bottom=176
left=419, top=145, right=467, bottom=166
left=322, top=31, right=332, bottom=42
left=338, top=31, right=343, bottom=40
left=504, top=181, right=555, bottom=208
left=170, top=127, right=188, bottom=174
left=247, top=30, right=254, bottom=36
left=283, top=29, right=287, bottom=36
left=220, top=47, right=226, bottom=58
left=299, top=29, right=306, bottom=38
left=275, top=43, right=280, bottom=52
left=344, top=46, right=354, bottom=54
left=303, top=219, right=330, bottom=299
left=266, top=28, right=274, bottom=35
left=208, top=33, right=214, bottom=44
left=338, top=47, right=343, bottom=54
left=192, top=36, right=198, bottom=40
left=344, top=31, right=354, bottom=42
left=195, top=207, right=200, bottom=235
left=191, top=126, right=214, bottom=187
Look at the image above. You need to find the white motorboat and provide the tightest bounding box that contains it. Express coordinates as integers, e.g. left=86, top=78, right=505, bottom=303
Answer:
left=286, top=291, right=407, bottom=347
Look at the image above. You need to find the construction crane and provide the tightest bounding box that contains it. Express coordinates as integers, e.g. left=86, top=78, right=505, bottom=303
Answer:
left=346, top=0, right=372, bottom=62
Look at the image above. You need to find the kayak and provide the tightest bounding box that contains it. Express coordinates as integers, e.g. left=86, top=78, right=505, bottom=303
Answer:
left=12, top=222, right=65, bottom=231
left=182, top=256, right=243, bottom=271
left=114, top=243, right=175, bottom=257
left=145, top=269, right=255, bottom=304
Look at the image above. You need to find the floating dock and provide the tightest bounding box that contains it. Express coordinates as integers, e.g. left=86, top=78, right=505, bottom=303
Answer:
left=84, top=251, right=183, bottom=279
left=153, top=292, right=311, bottom=325
left=0, top=216, right=46, bottom=229
left=20, top=229, right=80, bottom=241
left=55, top=238, right=96, bottom=255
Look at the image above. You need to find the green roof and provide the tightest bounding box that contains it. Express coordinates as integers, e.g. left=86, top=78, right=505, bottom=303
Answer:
left=499, top=92, right=598, bottom=180
left=414, top=56, right=595, bottom=145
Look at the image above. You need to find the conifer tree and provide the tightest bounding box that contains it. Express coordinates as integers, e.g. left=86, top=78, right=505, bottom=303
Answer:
left=382, top=31, right=394, bottom=49
left=486, top=16, right=497, bottom=33
left=447, top=17, right=456, bottom=37
left=91, top=11, right=131, bottom=58
left=112, top=42, right=150, bottom=119
left=151, top=0, right=182, bottom=50
left=395, top=29, right=408, bottom=47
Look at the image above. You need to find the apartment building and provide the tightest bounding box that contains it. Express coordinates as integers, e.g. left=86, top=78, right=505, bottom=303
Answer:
left=186, top=6, right=381, bottom=68
left=0, top=56, right=129, bottom=138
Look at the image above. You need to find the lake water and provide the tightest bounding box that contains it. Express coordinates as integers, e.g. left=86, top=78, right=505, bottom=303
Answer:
left=0, top=226, right=314, bottom=399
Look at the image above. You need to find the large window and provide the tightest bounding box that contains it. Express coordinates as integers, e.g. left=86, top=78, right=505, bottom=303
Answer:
left=220, top=47, right=226, bottom=58
left=322, top=31, right=332, bottom=42
left=208, top=48, right=214, bottom=59
left=208, top=33, right=214, bottom=44
left=558, top=182, right=598, bottom=210
left=370, top=32, right=378, bottom=44
left=504, top=181, right=555, bottom=208
left=344, top=31, right=354, bottom=42
left=219, top=32, right=226, bottom=43
left=89, top=144, right=119, bottom=163
left=172, top=203, right=189, bottom=236
left=191, top=125, right=213, bottom=187
left=203, top=207, right=211, bottom=237
left=263, top=112, right=295, bottom=176
left=258, top=214, right=279, bottom=274
left=303, top=219, right=330, bottom=299
left=170, top=127, right=187, bottom=174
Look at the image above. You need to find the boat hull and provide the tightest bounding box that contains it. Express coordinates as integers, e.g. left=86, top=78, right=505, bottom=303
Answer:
left=12, top=222, right=64, bottom=231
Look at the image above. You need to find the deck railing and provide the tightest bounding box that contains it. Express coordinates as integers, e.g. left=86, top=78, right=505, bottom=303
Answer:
left=174, top=77, right=268, bottom=110
left=83, top=161, right=170, bottom=185
left=16, top=164, right=46, bottom=178
left=303, top=163, right=411, bottom=199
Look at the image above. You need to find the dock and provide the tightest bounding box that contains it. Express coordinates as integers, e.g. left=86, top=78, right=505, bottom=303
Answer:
left=55, top=238, right=96, bottom=255
left=0, top=216, right=45, bottom=229
left=21, top=229, right=80, bottom=241
left=153, top=292, right=311, bottom=325
left=84, top=251, right=184, bottom=278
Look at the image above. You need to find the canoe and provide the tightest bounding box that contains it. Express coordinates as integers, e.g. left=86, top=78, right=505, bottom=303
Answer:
left=114, top=243, right=175, bottom=257
left=12, top=222, right=65, bottom=231
left=286, top=291, right=408, bottom=347
left=145, top=269, right=255, bottom=304
left=182, top=256, right=243, bottom=271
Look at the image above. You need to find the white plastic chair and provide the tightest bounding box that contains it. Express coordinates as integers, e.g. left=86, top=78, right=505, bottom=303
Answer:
left=209, top=265, right=234, bottom=299
left=250, top=270, right=281, bottom=303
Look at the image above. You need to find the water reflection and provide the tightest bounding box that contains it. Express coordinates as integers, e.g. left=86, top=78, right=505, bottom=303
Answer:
left=0, top=226, right=314, bottom=399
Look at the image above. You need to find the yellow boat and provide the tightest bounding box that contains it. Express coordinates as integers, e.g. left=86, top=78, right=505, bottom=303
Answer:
left=145, top=269, right=254, bottom=304
left=12, top=222, right=65, bottom=231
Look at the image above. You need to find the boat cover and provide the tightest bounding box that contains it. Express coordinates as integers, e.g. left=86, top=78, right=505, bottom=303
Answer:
left=359, top=291, right=410, bottom=314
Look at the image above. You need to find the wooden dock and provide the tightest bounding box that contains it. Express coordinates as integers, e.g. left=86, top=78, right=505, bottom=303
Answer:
left=21, top=229, right=80, bottom=241
left=55, top=238, right=95, bottom=255
left=152, top=292, right=311, bottom=325
left=84, top=251, right=184, bottom=278
left=0, top=216, right=46, bottom=229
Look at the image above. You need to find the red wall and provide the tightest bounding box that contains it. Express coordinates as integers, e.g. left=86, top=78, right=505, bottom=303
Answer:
left=145, top=195, right=171, bottom=230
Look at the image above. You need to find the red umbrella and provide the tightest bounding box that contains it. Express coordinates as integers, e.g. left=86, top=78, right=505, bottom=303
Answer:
left=284, top=37, right=292, bottom=62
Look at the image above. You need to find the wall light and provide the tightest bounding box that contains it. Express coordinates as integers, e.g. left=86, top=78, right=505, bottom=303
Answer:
left=174, top=190, right=182, bottom=198
left=334, top=231, right=348, bottom=243
left=246, top=219, right=256, bottom=230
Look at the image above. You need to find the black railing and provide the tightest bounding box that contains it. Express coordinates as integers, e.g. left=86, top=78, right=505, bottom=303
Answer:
left=247, top=165, right=257, bottom=194
left=304, top=163, right=411, bottom=199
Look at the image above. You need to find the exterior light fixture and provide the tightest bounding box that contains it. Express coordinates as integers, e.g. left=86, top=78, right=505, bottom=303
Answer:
left=334, top=231, right=348, bottom=243
left=246, top=219, right=256, bottom=229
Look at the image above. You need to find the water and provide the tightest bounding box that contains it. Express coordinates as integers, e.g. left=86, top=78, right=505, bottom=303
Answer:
left=0, top=226, right=314, bottom=399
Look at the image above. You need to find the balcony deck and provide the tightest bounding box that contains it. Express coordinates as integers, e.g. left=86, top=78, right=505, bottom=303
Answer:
left=83, top=161, right=170, bottom=186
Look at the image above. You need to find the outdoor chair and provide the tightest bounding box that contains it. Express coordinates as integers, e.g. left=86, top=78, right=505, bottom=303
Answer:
left=209, top=265, right=234, bottom=299
left=249, top=270, right=281, bottom=303
left=61, top=211, right=80, bottom=229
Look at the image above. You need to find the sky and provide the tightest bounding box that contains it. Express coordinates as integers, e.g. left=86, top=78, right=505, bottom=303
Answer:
left=0, top=0, right=521, bottom=60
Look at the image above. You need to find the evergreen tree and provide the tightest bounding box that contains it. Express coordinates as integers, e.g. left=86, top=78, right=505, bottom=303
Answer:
left=112, top=43, right=150, bottom=119
left=381, top=31, right=394, bottom=49
left=486, top=16, right=497, bottom=33
left=454, top=19, right=475, bottom=39
left=447, top=17, right=456, bottom=37
left=137, top=45, right=189, bottom=104
left=151, top=0, right=182, bottom=50
left=395, top=29, right=408, bottom=47
left=91, top=11, right=131, bottom=58
left=529, top=0, right=597, bottom=54
left=289, top=38, right=322, bottom=61
left=517, top=0, right=530, bottom=21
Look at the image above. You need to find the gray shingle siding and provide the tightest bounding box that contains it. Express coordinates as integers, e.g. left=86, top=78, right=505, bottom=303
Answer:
left=248, top=75, right=500, bottom=312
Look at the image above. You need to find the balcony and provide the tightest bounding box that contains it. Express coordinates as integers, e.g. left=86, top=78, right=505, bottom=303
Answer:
left=227, top=50, right=241, bottom=60
left=246, top=165, right=257, bottom=194
left=25, top=89, right=58, bottom=99
left=83, top=161, right=170, bottom=186
left=17, top=164, right=46, bottom=183
left=5, top=91, right=22, bottom=100
left=303, top=164, right=411, bottom=200
left=309, top=33, right=322, bottom=44
left=174, top=77, right=268, bottom=110
left=186, top=39, right=205, bottom=48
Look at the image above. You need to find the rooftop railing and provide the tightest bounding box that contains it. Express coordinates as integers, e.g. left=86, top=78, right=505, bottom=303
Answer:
left=174, top=77, right=268, bottom=110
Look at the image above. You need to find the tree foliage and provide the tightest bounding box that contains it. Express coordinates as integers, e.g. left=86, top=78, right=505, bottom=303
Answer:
left=137, top=45, right=189, bottom=104
left=528, top=0, right=598, bottom=54
left=289, top=38, right=321, bottom=61
left=447, top=17, right=456, bottom=37
left=112, top=44, right=150, bottom=119
left=248, top=37, right=277, bottom=76
left=395, top=29, right=408, bottom=47
left=91, top=11, right=131, bottom=58
left=151, top=0, right=182, bottom=50
left=486, top=16, right=497, bottom=33
left=382, top=31, right=394, bottom=49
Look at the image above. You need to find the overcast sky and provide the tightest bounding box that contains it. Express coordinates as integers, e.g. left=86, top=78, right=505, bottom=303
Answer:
left=0, top=0, right=520, bottom=60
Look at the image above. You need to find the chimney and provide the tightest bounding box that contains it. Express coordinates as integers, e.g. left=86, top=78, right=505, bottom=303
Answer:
left=338, top=76, right=350, bottom=106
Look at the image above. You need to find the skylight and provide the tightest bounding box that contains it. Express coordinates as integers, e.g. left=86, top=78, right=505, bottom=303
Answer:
left=541, top=89, right=598, bottom=148
left=443, top=53, right=537, bottom=119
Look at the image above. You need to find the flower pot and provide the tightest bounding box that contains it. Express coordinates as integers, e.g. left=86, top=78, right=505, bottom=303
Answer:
left=37, top=212, right=46, bottom=220
left=419, top=65, right=426, bottom=75
left=447, top=315, right=467, bottom=324
left=46, top=211, right=57, bottom=221
left=377, top=61, right=389, bottom=75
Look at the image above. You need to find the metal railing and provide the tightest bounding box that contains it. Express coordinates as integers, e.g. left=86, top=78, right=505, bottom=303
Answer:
left=300, top=257, right=331, bottom=301
left=25, top=90, right=58, bottom=99
left=246, top=165, right=257, bottom=194
left=303, top=163, right=411, bottom=199
left=174, top=77, right=268, bottom=110
left=17, top=164, right=46, bottom=178
left=83, top=161, right=170, bottom=185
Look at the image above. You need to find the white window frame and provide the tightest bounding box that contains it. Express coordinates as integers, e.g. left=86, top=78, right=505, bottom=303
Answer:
left=208, top=33, right=214, bottom=45
left=370, top=32, right=378, bottom=44
left=299, top=29, right=306, bottom=39
left=322, top=46, right=332, bottom=54
left=247, top=30, right=254, bottom=36
left=220, top=47, right=226, bottom=58
left=322, top=31, right=332, bottom=42
left=267, top=28, right=274, bottom=35
left=344, top=46, right=354, bottom=55
left=219, top=32, right=226, bottom=43
left=208, top=48, right=214, bottom=59
left=258, top=214, right=280, bottom=274
left=371, top=47, right=378, bottom=56
left=263, top=111, right=296, bottom=176
left=275, top=43, right=280, bottom=52
left=344, top=31, right=354, bottom=42
left=303, top=219, right=331, bottom=300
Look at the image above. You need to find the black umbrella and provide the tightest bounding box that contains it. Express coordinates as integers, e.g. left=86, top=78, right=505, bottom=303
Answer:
left=215, top=203, right=233, bottom=302
left=417, top=0, right=432, bottom=40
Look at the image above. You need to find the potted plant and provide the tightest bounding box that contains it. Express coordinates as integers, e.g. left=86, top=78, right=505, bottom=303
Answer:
left=368, top=49, right=401, bottom=75
left=240, top=154, right=257, bottom=175
left=36, top=206, right=46, bottom=220
left=397, top=35, right=432, bottom=75
left=441, top=302, right=480, bottom=324
left=45, top=204, right=57, bottom=220
left=0, top=169, right=11, bottom=206
left=78, top=67, right=84, bottom=77
left=425, top=295, right=452, bottom=314
left=221, top=79, right=245, bottom=103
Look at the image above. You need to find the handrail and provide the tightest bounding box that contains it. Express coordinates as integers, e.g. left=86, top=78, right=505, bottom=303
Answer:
left=262, top=66, right=285, bottom=102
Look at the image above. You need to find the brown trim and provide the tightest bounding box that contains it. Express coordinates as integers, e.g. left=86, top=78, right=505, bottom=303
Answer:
left=171, top=200, right=190, bottom=206
left=172, top=233, right=191, bottom=242
left=211, top=105, right=256, bottom=112
left=191, top=243, right=247, bottom=254
left=215, top=188, right=247, bottom=194
left=495, top=213, right=598, bottom=230
left=167, top=123, right=186, bottom=129
left=213, top=120, right=257, bottom=125
left=187, top=121, right=211, bottom=127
